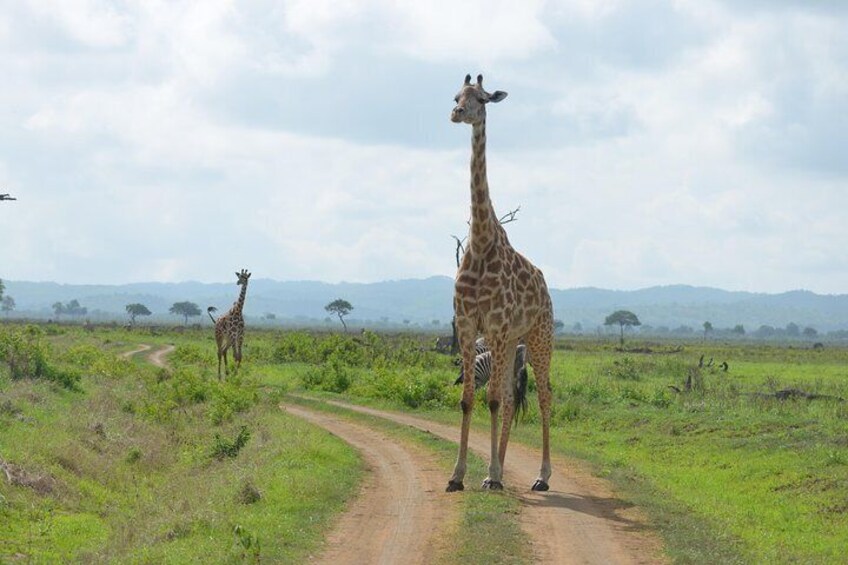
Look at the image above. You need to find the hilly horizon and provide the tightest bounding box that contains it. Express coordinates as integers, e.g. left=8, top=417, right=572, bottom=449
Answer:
left=3, top=277, right=847, bottom=333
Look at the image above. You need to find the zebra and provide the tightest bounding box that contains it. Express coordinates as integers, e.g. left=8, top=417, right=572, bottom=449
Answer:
left=454, top=341, right=529, bottom=423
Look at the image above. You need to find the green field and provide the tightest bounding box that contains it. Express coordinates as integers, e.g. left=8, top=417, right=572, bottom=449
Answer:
left=2, top=323, right=847, bottom=563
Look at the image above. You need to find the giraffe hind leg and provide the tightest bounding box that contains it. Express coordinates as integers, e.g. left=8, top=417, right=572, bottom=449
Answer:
left=482, top=337, right=510, bottom=490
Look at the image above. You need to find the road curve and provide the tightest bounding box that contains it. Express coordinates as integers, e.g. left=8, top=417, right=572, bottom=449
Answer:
left=283, top=404, right=458, bottom=565
left=311, top=398, right=667, bottom=565
left=119, top=343, right=152, bottom=359
left=148, top=344, right=175, bottom=368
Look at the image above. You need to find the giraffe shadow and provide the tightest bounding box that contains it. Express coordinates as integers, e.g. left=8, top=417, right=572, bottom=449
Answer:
left=521, top=490, right=653, bottom=533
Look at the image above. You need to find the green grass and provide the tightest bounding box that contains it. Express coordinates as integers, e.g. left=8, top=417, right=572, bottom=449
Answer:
left=251, top=331, right=848, bottom=563
left=0, top=324, right=363, bottom=563
left=4, top=324, right=848, bottom=563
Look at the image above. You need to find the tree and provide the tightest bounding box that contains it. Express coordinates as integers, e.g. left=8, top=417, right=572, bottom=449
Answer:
left=803, top=326, right=818, bottom=338
left=785, top=322, right=800, bottom=338
left=2, top=295, right=15, bottom=316
left=66, top=299, right=87, bottom=318
left=754, top=325, right=776, bottom=339
left=732, top=324, right=745, bottom=336
left=553, top=319, right=565, bottom=334
left=125, top=303, right=152, bottom=327
left=169, top=301, right=201, bottom=326
left=703, top=321, right=713, bottom=341
left=0, top=278, right=4, bottom=302
left=604, top=310, right=641, bottom=347
left=325, top=299, right=353, bottom=332
left=52, top=301, right=66, bottom=320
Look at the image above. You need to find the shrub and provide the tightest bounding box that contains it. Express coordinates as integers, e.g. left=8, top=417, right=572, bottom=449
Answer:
left=0, top=325, right=80, bottom=389
left=126, top=447, right=142, bottom=463
left=301, top=353, right=353, bottom=393
left=273, top=333, right=318, bottom=363
left=171, top=344, right=208, bottom=366
left=208, top=376, right=259, bottom=424
left=236, top=480, right=262, bottom=504
left=605, top=357, right=640, bottom=381
left=212, top=426, right=251, bottom=460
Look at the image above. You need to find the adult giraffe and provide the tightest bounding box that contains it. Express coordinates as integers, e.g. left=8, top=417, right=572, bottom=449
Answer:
left=209, top=269, right=251, bottom=378
left=447, top=74, right=554, bottom=492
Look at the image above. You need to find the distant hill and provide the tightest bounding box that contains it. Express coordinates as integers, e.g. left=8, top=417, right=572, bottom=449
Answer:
left=3, top=277, right=847, bottom=332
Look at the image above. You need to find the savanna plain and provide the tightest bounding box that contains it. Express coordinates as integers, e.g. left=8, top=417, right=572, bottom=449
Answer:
left=1, top=322, right=847, bottom=563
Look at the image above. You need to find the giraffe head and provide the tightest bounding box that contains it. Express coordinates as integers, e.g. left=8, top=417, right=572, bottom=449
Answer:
left=235, top=269, right=251, bottom=286
left=451, top=74, right=507, bottom=125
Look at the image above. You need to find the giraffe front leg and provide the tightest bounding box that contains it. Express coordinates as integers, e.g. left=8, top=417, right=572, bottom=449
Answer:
left=447, top=326, right=477, bottom=492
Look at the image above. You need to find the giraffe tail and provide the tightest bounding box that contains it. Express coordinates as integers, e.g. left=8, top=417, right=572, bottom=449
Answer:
left=512, top=345, right=529, bottom=426
left=207, top=306, right=218, bottom=323
left=513, top=365, right=528, bottom=426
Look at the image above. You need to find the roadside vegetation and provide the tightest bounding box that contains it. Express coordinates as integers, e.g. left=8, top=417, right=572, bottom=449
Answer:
left=0, top=323, right=361, bottom=563
left=2, top=321, right=847, bottom=563
left=256, top=329, right=848, bottom=563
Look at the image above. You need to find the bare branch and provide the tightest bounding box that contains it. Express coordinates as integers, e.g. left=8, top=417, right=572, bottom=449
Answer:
left=498, top=205, right=520, bottom=225
left=0, top=193, right=17, bottom=201
left=451, top=235, right=467, bottom=268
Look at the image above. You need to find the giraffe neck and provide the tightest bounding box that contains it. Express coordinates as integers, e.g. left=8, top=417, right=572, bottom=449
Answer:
left=468, top=119, right=498, bottom=255
left=233, top=282, right=248, bottom=315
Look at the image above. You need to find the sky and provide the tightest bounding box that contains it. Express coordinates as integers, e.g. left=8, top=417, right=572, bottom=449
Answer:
left=0, top=1, right=846, bottom=293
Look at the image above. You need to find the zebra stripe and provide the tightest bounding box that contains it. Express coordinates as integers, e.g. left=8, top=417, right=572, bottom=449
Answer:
left=455, top=343, right=527, bottom=390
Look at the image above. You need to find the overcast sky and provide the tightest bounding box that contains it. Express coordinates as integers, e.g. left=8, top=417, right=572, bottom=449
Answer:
left=1, top=1, right=846, bottom=293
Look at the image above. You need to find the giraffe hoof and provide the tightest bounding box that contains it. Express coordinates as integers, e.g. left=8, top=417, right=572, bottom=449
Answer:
left=531, top=479, right=550, bottom=492
left=482, top=479, right=504, bottom=491
left=446, top=480, right=465, bottom=492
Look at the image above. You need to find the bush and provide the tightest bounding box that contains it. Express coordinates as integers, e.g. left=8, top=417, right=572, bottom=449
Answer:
left=0, top=325, right=80, bottom=389
left=605, top=357, right=640, bottom=381
left=301, top=354, right=353, bottom=393
left=273, top=333, right=318, bottom=363
left=208, top=376, right=259, bottom=424
left=212, top=426, right=251, bottom=460
left=171, top=344, right=208, bottom=366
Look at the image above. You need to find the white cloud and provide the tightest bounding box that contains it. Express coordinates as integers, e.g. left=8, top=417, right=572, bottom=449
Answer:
left=1, top=0, right=846, bottom=294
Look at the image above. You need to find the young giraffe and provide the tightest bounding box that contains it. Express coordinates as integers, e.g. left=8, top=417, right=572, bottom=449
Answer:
left=209, top=269, right=251, bottom=378
left=447, top=74, right=554, bottom=492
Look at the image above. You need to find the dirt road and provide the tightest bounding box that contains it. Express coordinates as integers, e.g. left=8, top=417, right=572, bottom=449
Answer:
left=119, top=343, right=152, bottom=359
left=120, top=343, right=174, bottom=368
left=283, top=404, right=458, bottom=565
left=148, top=344, right=175, bottom=368
left=291, top=397, right=666, bottom=565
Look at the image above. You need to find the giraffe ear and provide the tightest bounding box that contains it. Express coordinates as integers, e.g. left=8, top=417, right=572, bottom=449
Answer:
left=488, top=90, right=508, bottom=103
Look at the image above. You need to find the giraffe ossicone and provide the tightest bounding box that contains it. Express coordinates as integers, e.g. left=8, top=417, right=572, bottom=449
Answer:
left=447, top=73, right=555, bottom=493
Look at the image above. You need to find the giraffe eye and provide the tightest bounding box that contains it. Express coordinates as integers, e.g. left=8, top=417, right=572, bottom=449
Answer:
left=454, top=96, right=460, bottom=103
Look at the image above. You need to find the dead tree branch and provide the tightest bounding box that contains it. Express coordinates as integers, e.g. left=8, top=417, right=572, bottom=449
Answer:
left=498, top=205, right=521, bottom=225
